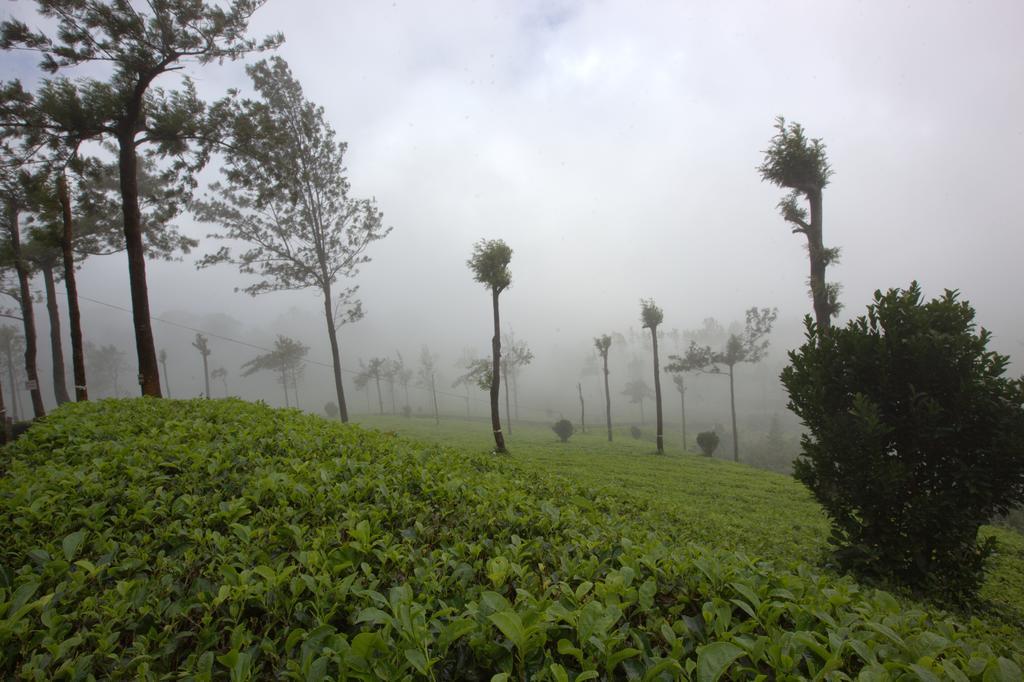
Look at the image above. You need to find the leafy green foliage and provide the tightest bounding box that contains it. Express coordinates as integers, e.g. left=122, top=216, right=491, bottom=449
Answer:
left=696, top=431, right=720, bottom=457
left=467, top=239, right=512, bottom=294
left=552, top=419, right=575, bottom=443
left=639, top=299, right=663, bottom=331
left=241, top=335, right=308, bottom=398
left=757, top=116, right=832, bottom=193
left=783, top=283, right=1024, bottom=599
left=195, top=57, right=388, bottom=305
left=1, top=399, right=1021, bottom=678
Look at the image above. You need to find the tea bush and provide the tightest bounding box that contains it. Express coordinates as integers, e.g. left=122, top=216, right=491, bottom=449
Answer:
left=1, top=399, right=1020, bottom=679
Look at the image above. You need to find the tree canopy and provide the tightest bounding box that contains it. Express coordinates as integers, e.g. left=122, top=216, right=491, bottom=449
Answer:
left=467, top=239, right=512, bottom=294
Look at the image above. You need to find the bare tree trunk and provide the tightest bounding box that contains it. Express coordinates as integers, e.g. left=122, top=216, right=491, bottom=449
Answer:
left=0, top=347, right=6, bottom=439
left=512, top=371, right=519, bottom=421
left=280, top=365, right=289, bottom=407
left=5, top=337, right=20, bottom=422
left=374, top=376, right=383, bottom=415
left=117, top=131, right=161, bottom=397
left=431, top=373, right=439, bottom=426
left=160, top=356, right=171, bottom=397
left=651, top=329, right=664, bottom=454
left=679, top=382, right=688, bottom=451
left=578, top=382, right=585, bottom=433
left=41, top=264, right=71, bottom=405
left=729, top=365, right=739, bottom=462
left=502, top=363, right=512, bottom=436
left=602, top=353, right=612, bottom=442
left=201, top=353, right=210, bottom=399
left=807, top=190, right=831, bottom=332
left=639, top=398, right=645, bottom=425
left=58, top=172, right=87, bottom=402
left=292, top=368, right=300, bottom=409
left=6, top=200, right=45, bottom=418
left=321, top=286, right=348, bottom=421
left=490, top=289, right=506, bottom=453
left=464, top=386, right=470, bottom=420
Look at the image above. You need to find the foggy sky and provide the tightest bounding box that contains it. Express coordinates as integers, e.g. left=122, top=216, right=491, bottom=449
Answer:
left=2, top=0, right=1023, bottom=421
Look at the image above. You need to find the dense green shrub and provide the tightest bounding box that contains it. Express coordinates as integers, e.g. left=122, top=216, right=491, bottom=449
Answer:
left=783, top=283, right=1024, bottom=599
left=0, top=398, right=1020, bottom=678
left=551, top=418, right=574, bottom=442
left=696, top=431, right=719, bottom=457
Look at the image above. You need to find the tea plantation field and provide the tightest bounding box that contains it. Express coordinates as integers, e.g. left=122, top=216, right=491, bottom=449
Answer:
left=1, top=399, right=1022, bottom=680
left=354, top=414, right=1024, bottom=626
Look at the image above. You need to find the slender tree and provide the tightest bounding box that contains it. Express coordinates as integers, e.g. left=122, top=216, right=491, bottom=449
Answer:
left=86, top=342, right=126, bottom=398
left=622, top=378, right=654, bottom=426
left=382, top=359, right=398, bottom=415
left=577, top=382, right=586, bottom=434
left=393, top=352, right=413, bottom=415
left=159, top=349, right=171, bottom=398
left=0, top=176, right=45, bottom=417
left=57, top=169, right=86, bottom=402
left=594, top=334, right=613, bottom=442
left=2, top=1, right=281, bottom=397
left=499, top=333, right=533, bottom=435
left=192, top=333, right=211, bottom=399
left=211, top=367, right=228, bottom=397
left=354, top=358, right=388, bottom=416
left=196, top=58, right=388, bottom=422
left=467, top=239, right=512, bottom=453
left=0, top=325, right=21, bottom=428
left=667, top=307, right=777, bottom=461
left=641, top=299, right=665, bottom=453
left=23, top=231, right=69, bottom=404
left=240, top=335, right=308, bottom=407
left=451, top=349, right=481, bottom=420
left=672, top=373, right=688, bottom=451
left=417, top=345, right=441, bottom=426
left=454, top=357, right=493, bottom=394
left=759, top=118, right=839, bottom=330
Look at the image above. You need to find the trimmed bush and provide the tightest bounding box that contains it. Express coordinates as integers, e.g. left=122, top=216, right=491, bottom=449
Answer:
left=783, top=283, right=1024, bottom=599
left=552, top=418, right=574, bottom=442
left=630, top=425, right=642, bottom=439
left=696, top=431, right=720, bottom=457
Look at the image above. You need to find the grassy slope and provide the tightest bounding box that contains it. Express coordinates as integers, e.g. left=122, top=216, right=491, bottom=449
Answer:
left=1, top=400, right=1021, bottom=680
left=353, top=413, right=1024, bottom=631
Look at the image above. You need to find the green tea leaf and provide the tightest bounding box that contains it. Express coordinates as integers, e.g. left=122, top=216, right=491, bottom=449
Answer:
left=697, top=641, right=745, bottom=682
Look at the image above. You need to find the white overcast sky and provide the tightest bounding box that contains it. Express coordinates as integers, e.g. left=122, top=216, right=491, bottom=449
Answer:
left=3, top=0, right=1024, bottom=406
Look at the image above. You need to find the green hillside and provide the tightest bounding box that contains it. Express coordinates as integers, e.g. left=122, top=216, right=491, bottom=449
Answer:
left=354, top=414, right=1024, bottom=630
left=1, top=399, right=1021, bottom=680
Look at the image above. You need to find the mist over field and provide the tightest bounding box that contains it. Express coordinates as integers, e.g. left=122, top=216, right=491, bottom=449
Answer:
left=6, top=3, right=1024, bottom=676
left=2, top=0, right=1022, bottom=464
